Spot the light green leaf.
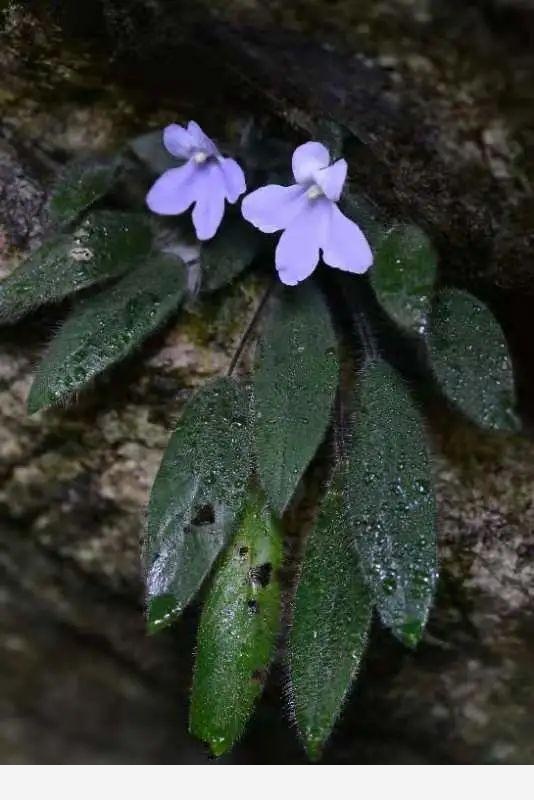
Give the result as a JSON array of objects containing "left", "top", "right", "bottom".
[
  {"left": 370, "top": 224, "right": 437, "bottom": 334},
  {"left": 0, "top": 211, "right": 152, "bottom": 324},
  {"left": 290, "top": 478, "right": 372, "bottom": 761},
  {"left": 428, "top": 288, "right": 517, "bottom": 431},
  {"left": 345, "top": 360, "right": 437, "bottom": 646},
  {"left": 254, "top": 282, "right": 338, "bottom": 515},
  {"left": 48, "top": 158, "right": 120, "bottom": 227},
  {"left": 200, "top": 216, "right": 261, "bottom": 293},
  {"left": 190, "top": 489, "right": 282, "bottom": 757},
  {"left": 27, "top": 254, "right": 186, "bottom": 412},
  {"left": 145, "top": 378, "right": 251, "bottom": 632}
]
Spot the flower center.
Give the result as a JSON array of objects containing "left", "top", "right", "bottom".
[
  {"left": 193, "top": 150, "right": 209, "bottom": 164},
  {"left": 307, "top": 184, "right": 323, "bottom": 200}
]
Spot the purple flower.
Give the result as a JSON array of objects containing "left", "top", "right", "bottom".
[
  {"left": 146, "top": 121, "right": 246, "bottom": 241},
  {"left": 241, "top": 142, "right": 372, "bottom": 285}
]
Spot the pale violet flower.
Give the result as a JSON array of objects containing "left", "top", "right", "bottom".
[
  {"left": 241, "top": 142, "right": 372, "bottom": 285},
  {"left": 146, "top": 121, "right": 246, "bottom": 241}
]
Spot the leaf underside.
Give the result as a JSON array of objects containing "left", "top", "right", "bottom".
[
  {"left": 145, "top": 378, "right": 251, "bottom": 632},
  {"left": 28, "top": 254, "right": 187, "bottom": 412},
  {"left": 0, "top": 210, "right": 152, "bottom": 325},
  {"left": 190, "top": 490, "right": 282, "bottom": 756},
  {"left": 428, "top": 288, "right": 517, "bottom": 431},
  {"left": 254, "top": 281, "right": 339, "bottom": 516},
  {"left": 344, "top": 359, "right": 437, "bottom": 646},
  {"left": 290, "top": 477, "right": 372, "bottom": 761}
]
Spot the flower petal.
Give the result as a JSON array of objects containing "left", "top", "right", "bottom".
[
  {"left": 187, "top": 121, "right": 219, "bottom": 156},
  {"left": 192, "top": 161, "right": 226, "bottom": 240},
  {"left": 163, "top": 124, "right": 196, "bottom": 159},
  {"left": 275, "top": 197, "right": 330, "bottom": 285},
  {"left": 314, "top": 158, "right": 347, "bottom": 202},
  {"left": 146, "top": 160, "right": 199, "bottom": 215},
  {"left": 321, "top": 204, "right": 373, "bottom": 274},
  {"left": 241, "top": 184, "right": 308, "bottom": 234},
  {"left": 292, "top": 142, "right": 330, "bottom": 184},
  {"left": 218, "top": 157, "right": 246, "bottom": 203}
]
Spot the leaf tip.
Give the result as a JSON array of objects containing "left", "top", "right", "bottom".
[
  {"left": 146, "top": 593, "right": 182, "bottom": 634},
  {"left": 394, "top": 618, "right": 425, "bottom": 649},
  {"left": 302, "top": 729, "right": 325, "bottom": 762}
]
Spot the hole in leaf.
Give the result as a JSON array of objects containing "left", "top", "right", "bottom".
[
  {"left": 238, "top": 546, "right": 249, "bottom": 558},
  {"left": 247, "top": 599, "right": 259, "bottom": 614},
  {"left": 249, "top": 562, "right": 272, "bottom": 589},
  {"left": 191, "top": 504, "right": 215, "bottom": 526}
]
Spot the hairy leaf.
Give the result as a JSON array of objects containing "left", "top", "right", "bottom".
[
  {"left": 48, "top": 158, "right": 120, "bottom": 227},
  {"left": 254, "top": 282, "right": 338, "bottom": 515},
  {"left": 345, "top": 360, "right": 437, "bottom": 646},
  {"left": 201, "top": 216, "right": 261, "bottom": 293},
  {"left": 0, "top": 211, "right": 152, "bottom": 324},
  {"left": 145, "top": 378, "right": 251, "bottom": 632},
  {"left": 290, "top": 479, "right": 372, "bottom": 761},
  {"left": 370, "top": 224, "right": 437, "bottom": 334},
  {"left": 28, "top": 254, "right": 186, "bottom": 412},
  {"left": 428, "top": 288, "right": 517, "bottom": 431},
  {"left": 190, "top": 490, "right": 282, "bottom": 756}
]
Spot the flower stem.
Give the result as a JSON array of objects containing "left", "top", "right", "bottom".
[{"left": 227, "top": 279, "right": 275, "bottom": 376}]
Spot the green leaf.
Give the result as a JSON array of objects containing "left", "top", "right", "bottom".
[
  {"left": 370, "top": 224, "right": 437, "bottom": 335},
  {"left": 190, "top": 489, "right": 282, "bottom": 757},
  {"left": 0, "top": 211, "right": 152, "bottom": 324},
  {"left": 345, "top": 360, "right": 437, "bottom": 646},
  {"left": 145, "top": 378, "right": 251, "bottom": 631},
  {"left": 200, "top": 216, "right": 261, "bottom": 293},
  {"left": 428, "top": 288, "right": 517, "bottom": 431},
  {"left": 341, "top": 191, "right": 385, "bottom": 251},
  {"left": 27, "top": 254, "right": 186, "bottom": 412},
  {"left": 254, "top": 282, "right": 338, "bottom": 515},
  {"left": 290, "top": 478, "right": 372, "bottom": 761},
  {"left": 129, "top": 130, "right": 177, "bottom": 175},
  {"left": 48, "top": 158, "right": 120, "bottom": 227}
]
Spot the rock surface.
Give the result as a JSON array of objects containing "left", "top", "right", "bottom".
[{"left": 1, "top": 0, "right": 534, "bottom": 764}]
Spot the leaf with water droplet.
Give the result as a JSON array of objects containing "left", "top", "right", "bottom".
[
  {"left": 428, "top": 288, "right": 517, "bottom": 431},
  {"left": 200, "top": 214, "right": 261, "bottom": 293},
  {"left": 0, "top": 211, "right": 152, "bottom": 325},
  {"left": 28, "top": 254, "right": 186, "bottom": 412},
  {"left": 254, "top": 282, "right": 338, "bottom": 515},
  {"left": 48, "top": 157, "right": 121, "bottom": 227},
  {"left": 145, "top": 378, "right": 251, "bottom": 632},
  {"left": 370, "top": 224, "right": 437, "bottom": 335},
  {"left": 190, "top": 489, "right": 282, "bottom": 757},
  {"left": 290, "top": 476, "right": 372, "bottom": 761},
  {"left": 344, "top": 360, "right": 438, "bottom": 646}
]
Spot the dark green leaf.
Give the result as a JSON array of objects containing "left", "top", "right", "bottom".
[
  {"left": 0, "top": 211, "right": 152, "bottom": 324},
  {"left": 290, "top": 478, "right": 372, "bottom": 761},
  {"left": 190, "top": 489, "right": 282, "bottom": 756},
  {"left": 48, "top": 158, "right": 120, "bottom": 227},
  {"left": 27, "top": 254, "right": 186, "bottom": 412},
  {"left": 145, "top": 378, "right": 251, "bottom": 631},
  {"left": 254, "top": 283, "right": 338, "bottom": 515},
  {"left": 129, "top": 130, "right": 177, "bottom": 175},
  {"left": 370, "top": 224, "right": 437, "bottom": 335},
  {"left": 345, "top": 360, "right": 437, "bottom": 646},
  {"left": 428, "top": 288, "right": 517, "bottom": 431},
  {"left": 200, "top": 216, "right": 261, "bottom": 293}
]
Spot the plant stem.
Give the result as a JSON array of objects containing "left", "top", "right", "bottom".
[{"left": 227, "top": 279, "right": 275, "bottom": 376}]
